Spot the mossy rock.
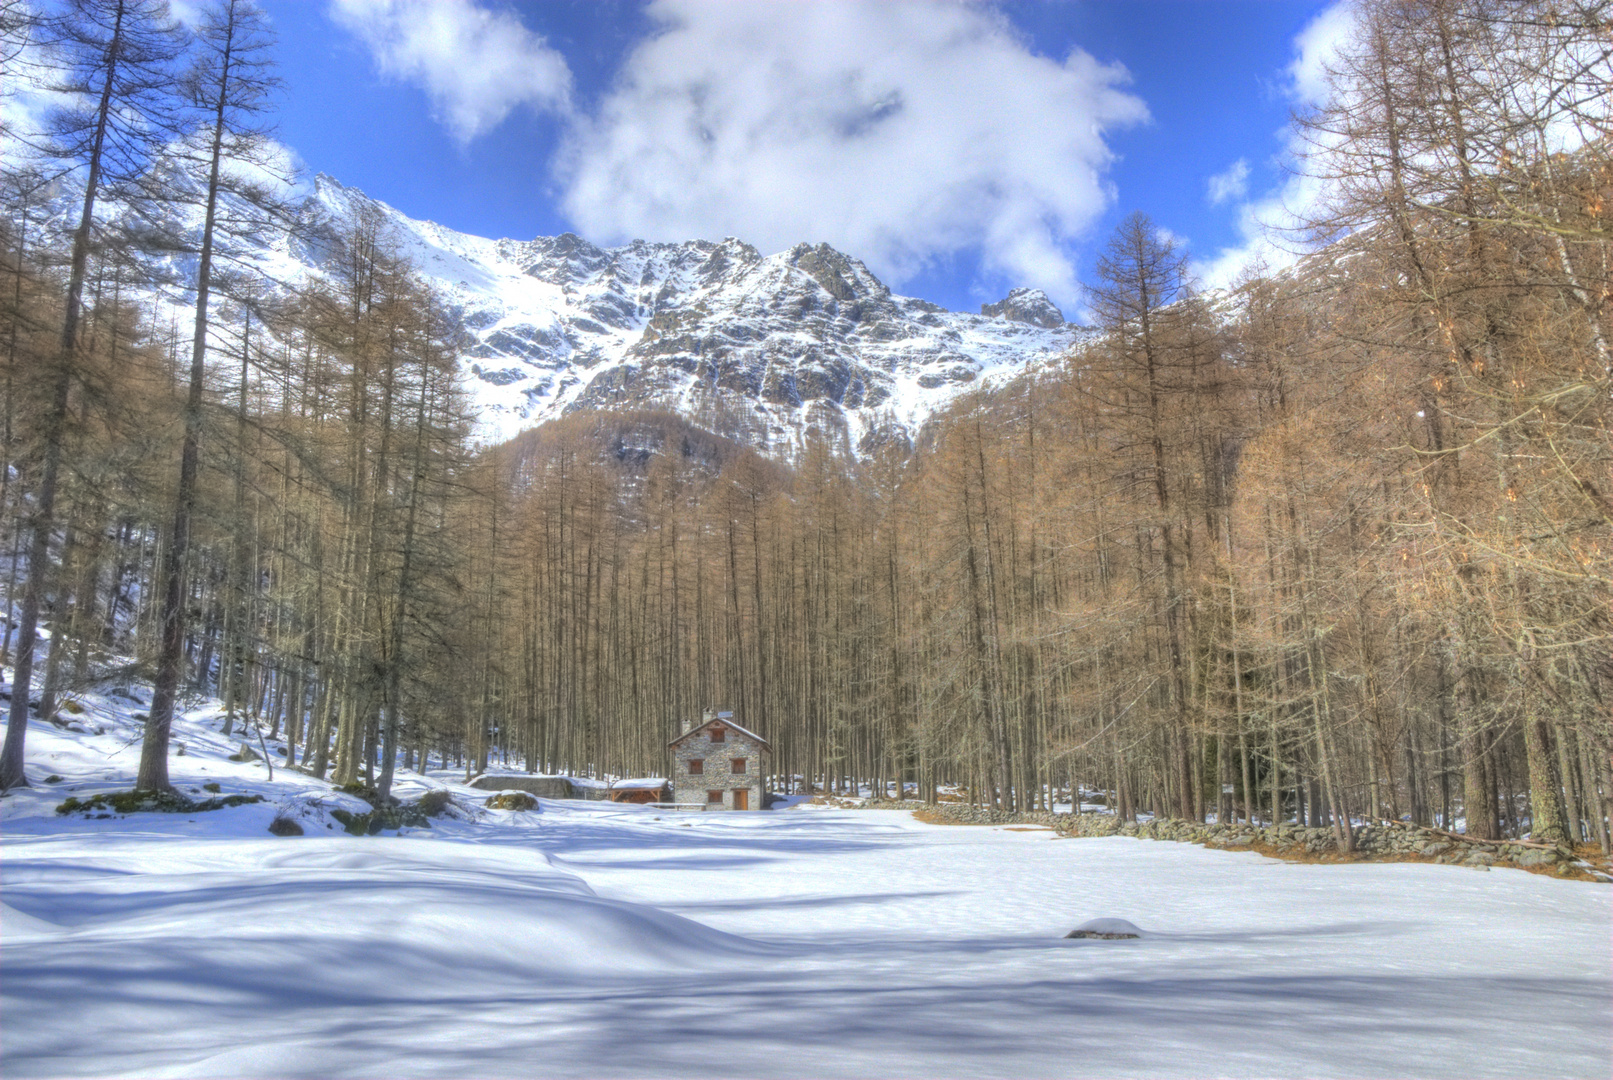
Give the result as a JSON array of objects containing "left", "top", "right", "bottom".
[
  {"left": 339, "top": 782, "right": 386, "bottom": 806},
  {"left": 44, "top": 775, "right": 62, "bottom": 784},
  {"left": 329, "top": 808, "right": 363, "bottom": 834},
  {"left": 267, "top": 816, "right": 305, "bottom": 837},
  {"left": 56, "top": 790, "right": 264, "bottom": 816},
  {"left": 329, "top": 804, "right": 431, "bottom": 835},
  {"left": 202, "top": 782, "right": 221, "bottom": 793},
  {"left": 485, "top": 792, "right": 538, "bottom": 812}
]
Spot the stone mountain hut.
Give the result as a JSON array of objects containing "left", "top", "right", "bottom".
[{"left": 669, "top": 709, "right": 771, "bottom": 810}]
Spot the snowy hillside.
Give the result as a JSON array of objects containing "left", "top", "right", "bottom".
[
  {"left": 3, "top": 684, "right": 1610, "bottom": 1078},
  {"left": 292, "top": 177, "right": 1085, "bottom": 453}
]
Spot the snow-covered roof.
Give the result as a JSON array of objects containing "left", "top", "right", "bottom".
[
  {"left": 609, "top": 778, "right": 669, "bottom": 790},
  {"left": 668, "top": 716, "right": 771, "bottom": 750}
]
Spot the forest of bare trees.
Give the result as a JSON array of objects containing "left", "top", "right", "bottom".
[{"left": 2, "top": 0, "right": 1608, "bottom": 851}]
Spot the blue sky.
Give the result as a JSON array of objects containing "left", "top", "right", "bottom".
[{"left": 262, "top": 0, "right": 1339, "bottom": 314}]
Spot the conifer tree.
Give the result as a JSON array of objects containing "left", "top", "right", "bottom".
[
  {"left": 2, "top": 0, "right": 183, "bottom": 790},
  {"left": 140, "top": 0, "right": 281, "bottom": 790}
]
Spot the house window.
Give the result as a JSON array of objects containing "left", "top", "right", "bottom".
[
  {"left": 688, "top": 759, "right": 703, "bottom": 775},
  {"left": 707, "top": 790, "right": 724, "bottom": 804},
  {"left": 709, "top": 726, "right": 725, "bottom": 742},
  {"left": 732, "top": 757, "right": 746, "bottom": 773}
]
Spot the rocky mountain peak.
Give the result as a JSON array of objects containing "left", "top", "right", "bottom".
[
  {"left": 513, "top": 232, "right": 613, "bottom": 286},
  {"left": 981, "top": 287, "right": 1064, "bottom": 329},
  {"left": 694, "top": 237, "right": 762, "bottom": 285},
  {"left": 788, "top": 243, "right": 891, "bottom": 304},
  {"left": 121, "top": 174, "right": 1081, "bottom": 460}
]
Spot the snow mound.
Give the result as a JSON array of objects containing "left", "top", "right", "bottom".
[
  {"left": 400, "top": 890, "right": 777, "bottom": 976},
  {"left": 1064, "top": 917, "right": 1143, "bottom": 939},
  {"left": 269, "top": 789, "right": 382, "bottom": 833},
  {"left": 0, "top": 902, "right": 64, "bottom": 940}
]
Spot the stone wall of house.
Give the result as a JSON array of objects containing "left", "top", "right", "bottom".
[{"left": 671, "top": 730, "right": 767, "bottom": 809}]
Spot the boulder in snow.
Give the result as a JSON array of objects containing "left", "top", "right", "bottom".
[
  {"left": 1065, "top": 917, "right": 1143, "bottom": 940},
  {"left": 485, "top": 792, "right": 539, "bottom": 812}
]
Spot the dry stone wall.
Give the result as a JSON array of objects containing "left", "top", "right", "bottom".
[
  {"left": 469, "top": 775, "right": 608, "bottom": 800},
  {"left": 902, "top": 801, "right": 1585, "bottom": 873}
]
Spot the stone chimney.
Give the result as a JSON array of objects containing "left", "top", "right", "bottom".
[{"left": 680, "top": 709, "right": 719, "bottom": 735}]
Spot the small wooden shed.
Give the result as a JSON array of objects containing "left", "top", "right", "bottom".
[
  {"left": 668, "top": 709, "right": 771, "bottom": 810},
  {"left": 608, "top": 778, "right": 672, "bottom": 804}
]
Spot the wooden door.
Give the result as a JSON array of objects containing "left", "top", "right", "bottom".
[{"left": 733, "top": 788, "right": 748, "bottom": 810}]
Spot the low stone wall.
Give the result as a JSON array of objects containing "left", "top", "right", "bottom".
[
  {"left": 897, "top": 802, "right": 1064, "bottom": 828},
  {"left": 906, "top": 800, "right": 1576, "bottom": 871},
  {"left": 468, "top": 775, "right": 609, "bottom": 800}
]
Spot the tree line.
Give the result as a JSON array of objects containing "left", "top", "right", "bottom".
[
  {"left": 1, "top": 0, "right": 477, "bottom": 800},
  {"left": 1, "top": 0, "right": 1608, "bottom": 850}
]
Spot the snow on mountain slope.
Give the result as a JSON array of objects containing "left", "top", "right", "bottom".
[{"left": 304, "top": 176, "right": 1085, "bottom": 454}]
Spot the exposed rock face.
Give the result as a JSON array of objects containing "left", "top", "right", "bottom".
[{"left": 980, "top": 287, "right": 1065, "bottom": 329}]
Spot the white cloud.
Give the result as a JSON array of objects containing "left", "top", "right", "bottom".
[
  {"left": 554, "top": 0, "right": 1146, "bottom": 309},
  {"left": 329, "top": 0, "right": 572, "bottom": 143},
  {"left": 166, "top": 0, "right": 209, "bottom": 28},
  {"left": 1205, "top": 158, "right": 1248, "bottom": 206},
  {"left": 1288, "top": 0, "right": 1358, "bottom": 108},
  {"left": 217, "top": 136, "right": 311, "bottom": 202},
  {"left": 0, "top": 6, "right": 63, "bottom": 165},
  {"left": 1194, "top": 1, "right": 1356, "bottom": 289}
]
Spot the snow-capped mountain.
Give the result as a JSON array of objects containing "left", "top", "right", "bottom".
[
  {"left": 304, "top": 177, "right": 1082, "bottom": 455},
  {"left": 35, "top": 166, "right": 1080, "bottom": 457}
]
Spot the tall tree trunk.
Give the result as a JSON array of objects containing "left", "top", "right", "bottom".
[
  {"left": 1, "top": 3, "right": 128, "bottom": 789},
  {"left": 140, "top": 22, "right": 238, "bottom": 791}
]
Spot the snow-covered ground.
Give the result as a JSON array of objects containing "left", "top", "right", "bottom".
[{"left": 2, "top": 693, "right": 1608, "bottom": 1078}]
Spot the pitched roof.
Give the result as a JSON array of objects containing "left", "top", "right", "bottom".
[
  {"left": 667, "top": 716, "right": 772, "bottom": 751},
  {"left": 608, "top": 777, "right": 669, "bottom": 790}
]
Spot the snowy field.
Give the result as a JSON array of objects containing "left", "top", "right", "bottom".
[{"left": 2, "top": 699, "right": 1609, "bottom": 1078}]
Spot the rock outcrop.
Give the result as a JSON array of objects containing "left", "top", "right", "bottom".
[{"left": 980, "top": 287, "right": 1065, "bottom": 329}]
